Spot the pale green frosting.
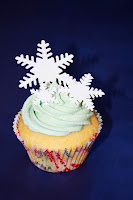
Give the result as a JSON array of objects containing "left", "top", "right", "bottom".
[{"left": 22, "top": 92, "right": 93, "bottom": 136}]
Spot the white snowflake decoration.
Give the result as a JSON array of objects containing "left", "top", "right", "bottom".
[
  {"left": 15, "top": 39, "right": 105, "bottom": 111},
  {"left": 68, "top": 73, "right": 105, "bottom": 110},
  {"left": 15, "top": 40, "right": 74, "bottom": 89},
  {"left": 30, "top": 83, "right": 58, "bottom": 105}
]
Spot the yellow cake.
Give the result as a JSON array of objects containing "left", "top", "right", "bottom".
[{"left": 18, "top": 113, "right": 99, "bottom": 151}]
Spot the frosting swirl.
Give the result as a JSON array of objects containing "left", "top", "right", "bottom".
[{"left": 22, "top": 92, "right": 93, "bottom": 136}]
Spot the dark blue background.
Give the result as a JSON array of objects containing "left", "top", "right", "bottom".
[{"left": 1, "top": 0, "right": 133, "bottom": 199}]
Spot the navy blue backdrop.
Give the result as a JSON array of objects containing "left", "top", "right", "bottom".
[{"left": 1, "top": 0, "right": 133, "bottom": 199}]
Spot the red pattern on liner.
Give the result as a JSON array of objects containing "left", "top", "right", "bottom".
[
  {"left": 56, "top": 152, "right": 65, "bottom": 165},
  {"left": 71, "top": 163, "right": 80, "bottom": 168},
  {"left": 45, "top": 150, "right": 59, "bottom": 169},
  {"left": 92, "top": 132, "right": 98, "bottom": 140}
]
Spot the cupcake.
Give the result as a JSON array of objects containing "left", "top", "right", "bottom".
[{"left": 13, "top": 40, "right": 104, "bottom": 172}]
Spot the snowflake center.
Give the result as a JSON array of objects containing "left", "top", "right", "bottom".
[{"left": 30, "top": 58, "right": 62, "bottom": 83}]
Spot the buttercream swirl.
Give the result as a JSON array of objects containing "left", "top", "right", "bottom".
[{"left": 22, "top": 92, "right": 93, "bottom": 136}]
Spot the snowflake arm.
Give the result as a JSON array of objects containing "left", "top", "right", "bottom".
[
  {"left": 57, "top": 72, "right": 76, "bottom": 88},
  {"left": 88, "top": 87, "right": 105, "bottom": 99},
  {"left": 80, "top": 73, "right": 94, "bottom": 86},
  {"left": 15, "top": 54, "right": 36, "bottom": 69},
  {"left": 37, "top": 40, "right": 53, "bottom": 60},
  {"left": 30, "top": 88, "right": 39, "bottom": 95},
  {"left": 82, "top": 99, "right": 94, "bottom": 111},
  {"left": 19, "top": 73, "right": 37, "bottom": 89},
  {"left": 70, "top": 94, "right": 94, "bottom": 111},
  {"left": 55, "top": 53, "right": 74, "bottom": 70}
]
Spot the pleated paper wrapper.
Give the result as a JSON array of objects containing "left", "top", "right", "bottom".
[{"left": 13, "top": 110, "right": 103, "bottom": 173}]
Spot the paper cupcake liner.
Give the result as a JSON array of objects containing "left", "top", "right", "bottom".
[{"left": 13, "top": 110, "right": 103, "bottom": 173}]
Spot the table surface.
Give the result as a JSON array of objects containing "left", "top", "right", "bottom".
[{"left": 1, "top": 1, "right": 133, "bottom": 200}]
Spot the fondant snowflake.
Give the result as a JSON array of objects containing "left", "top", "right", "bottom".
[
  {"left": 15, "top": 39, "right": 105, "bottom": 111},
  {"left": 30, "top": 83, "right": 58, "bottom": 105},
  {"left": 15, "top": 40, "right": 74, "bottom": 89},
  {"left": 68, "top": 73, "right": 105, "bottom": 110}
]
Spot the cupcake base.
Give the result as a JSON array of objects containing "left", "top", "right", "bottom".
[
  {"left": 13, "top": 111, "right": 103, "bottom": 173},
  {"left": 26, "top": 142, "right": 93, "bottom": 172}
]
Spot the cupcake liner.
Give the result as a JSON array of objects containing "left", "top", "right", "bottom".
[{"left": 13, "top": 110, "right": 103, "bottom": 173}]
